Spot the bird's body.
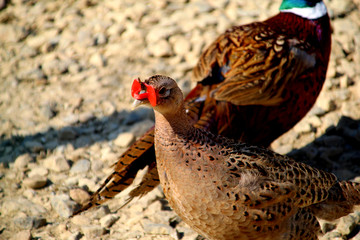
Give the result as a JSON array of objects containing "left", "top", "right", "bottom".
[
  {"left": 132, "top": 75, "right": 360, "bottom": 240},
  {"left": 75, "top": 0, "right": 332, "bottom": 215}
]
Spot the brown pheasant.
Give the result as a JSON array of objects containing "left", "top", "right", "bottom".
[
  {"left": 132, "top": 75, "right": 360, "bottom": 240},
  {"left": 74, "top": 0, "right": 332, "bottom": 214}
]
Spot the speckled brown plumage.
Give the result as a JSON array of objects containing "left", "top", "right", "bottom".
[
  {"left": 132, "top": 75, "right": 360, "bottom": 240},
  {"left": 75, "top": 0, "right": 332, "bottom": 215}
]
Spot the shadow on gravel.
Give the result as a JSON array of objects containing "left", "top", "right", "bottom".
[
  {"left": 288, "top": 116, "right": 360, "bottom": 180},
  {"left": 1, "top": 114, "right": 359, "bottom": 180},
  {"left": 0, "top": 107, "right": 154, "bottom": 164}
]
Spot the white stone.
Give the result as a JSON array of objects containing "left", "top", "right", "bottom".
[
  {"left": 43, "top": 155, "right": 70, "bottom": 172},
  {"left": 147, "top": 39, "right": 173, "bottom": 57},
  {"left": 114, "top": 132, "right": 136, "bottom": 148}
]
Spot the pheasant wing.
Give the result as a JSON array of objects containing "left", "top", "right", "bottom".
[{"left": 193, "top": 23, "right": 316, "bottom": 106}]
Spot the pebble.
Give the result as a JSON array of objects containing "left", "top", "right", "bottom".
[
  {"left": 78, "top": 178, "right": 98, "bottom": 192},
  {"left": 0, "top": 24, "right": 28, "bottom": 43},
  {"left": 69, "top": 188, "right": 91, "bottom": 204},
  {"left": 293, "top": 120, "right": 313, "bottom": 134},
  {"left": 9, "top": 230, "right": 32, "bottom": 240},
  {"left": 71, "top": 214, "right": 91, "bottom": 226},
  {"left": 14, "top": 153, "right": 33, "bottom": 169},
  {"left": 146, "top": 25, "right": 180, "bottom": 43},
  {"left": 114, "top": 132, "right": 136, "bottom": 148},
  {"left": 28, "top": 166, "right": 49, "bottom": 177},
  {"left": 51, "top": 194, "right": 78, "bottom": 218},
  {"left": 58, "top": 127, "right": 78, "bottom": 141},
  {"left": 81, "top": 225, "right": 106, "bottom": 238},
  {"left": 23, "top": 140, "right": 44, "bottom": 153},
  {"left": 100, "top": 214, "right": 119, "bottom": 228},
  {"left": 23, "top": 189, "right": 36, "bottom": 199},
  {"left": 170, "top": 35, "right": 192, "bottom": 56},
  {"left": 70, "top": 159, "right": 91, "bottom": 173},
  {"left": 23, "top": 174, "right": 48, "bottom": 189},
  {"left": 316, "top": 95, "right": 337, "bottom": 113},
  {"left": 42, "top": 58, "right": 68, "bottom": 76},
  {"left": 43, "top": 155, "right": 70, "bottom": 172},
  {"left": 142, "top": 219, "right": 173, "bottom": 235},
  {"left": 336, "top": 213, "right": 360, "bottom": 235},
  {"left": 13, "top": 216, "right": 47, "bottom": 229},
  {"left": 90, "top": 205, "right": 111, "bottom": 219},
  {"left": 89, "top": 53, "right": 107, "bottom": 67},
  {"left": 148, "top": 39, "right": 173, "bottom": 57},
  {"left": 1, "top": 197, "right": 47, "bottom": 216}
]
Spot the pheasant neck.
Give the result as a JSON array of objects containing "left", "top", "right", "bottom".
[
  {"left": 153, "top": 105, "right": 195, "bottom": 139},
  {"left": 266, "top": 12, "right": 331, "bottom": 63}
]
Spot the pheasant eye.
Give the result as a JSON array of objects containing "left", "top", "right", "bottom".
[{"left": 158, "top": 87, "right": 169, "bottom": 97}]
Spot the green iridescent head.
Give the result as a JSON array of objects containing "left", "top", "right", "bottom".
[{"left": 280, "top": 0, "right": 322, "bottom": 10}]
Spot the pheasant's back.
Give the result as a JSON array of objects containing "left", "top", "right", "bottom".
[{"left": 192, "top": 13, "right": 331, "bottom": 146}]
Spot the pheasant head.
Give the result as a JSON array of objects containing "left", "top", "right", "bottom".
[{"left": 131, "top": 75, "right": 184, "bottom": 115}]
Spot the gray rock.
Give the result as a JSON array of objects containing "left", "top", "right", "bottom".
[
  {"left": 23, "top": 175, "right": 48, "bottom": 189},
  {"left": 24, "top": 140, "right": 44, "bottom": 153},
  {"left": 51, "top": 194, "right": 78, "bottom": 218},
  {"left": 81, "top": 225, "right": 106, "bottom": 238},
  {"left": 58, "top": 127, "right": 78, "bottom": 140},
  {"left": 74, "top": 135, "right": 93, "bottom": 148},
  {"left": 100, "top": 214, "right": 119, "bottom": 228},
  {"left": 43, "top": 155, "right": 70, "bottom": 172},
  {"left": 90, "top": 205, "right": 111, "bottom": 219},
  {"left": 14, "top": 216, "right": 47, "bottom": 229},
  {"left": 70, "top": 159, "right": 91, "bottom": 173}
]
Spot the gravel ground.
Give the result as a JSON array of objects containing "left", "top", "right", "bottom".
[{"left": 0, "top": 0, "right": 359, "bottom": 239}]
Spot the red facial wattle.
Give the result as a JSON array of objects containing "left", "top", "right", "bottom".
[{"left": 131, "top": 79, "right": 157, "bottom": 107}]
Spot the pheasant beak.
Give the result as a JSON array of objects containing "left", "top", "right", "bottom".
[{"left": 131, "top": 79, "right": 157, "bottom": 108}]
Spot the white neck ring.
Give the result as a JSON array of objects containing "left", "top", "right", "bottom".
[{"left": 281, "top": 1, "right": 327, "bottom": 19}]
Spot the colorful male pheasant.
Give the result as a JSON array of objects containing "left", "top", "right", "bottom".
[
  {"left": 74, "top": 0, "right": 332, "bottom": 214},
  {"left": 131, "top": 75, "right": 360, "bottom": 240}
]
